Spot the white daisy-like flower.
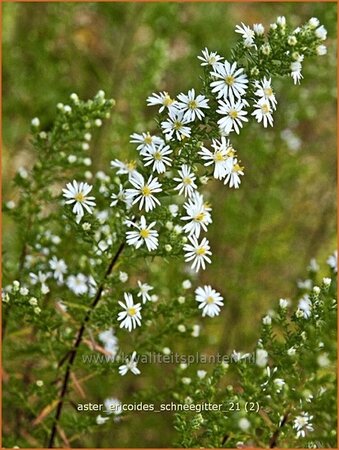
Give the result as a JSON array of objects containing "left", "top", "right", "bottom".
[
  {"left": 146, "top": 91, "right": 178, "bottom": 113},
  {"left": 49, "top": 256, "right": 67, "bottom": 283},
  {"left": 195, "top": 285, "right": 224, "bottom": 317},
  {"left": 290, "top": 60, "right": 303, "bottom": 84},
  {"left": 130, "top": 132, "right": 164, "bottom": 155},
  {"left": 252, "top": 98, "right": 274, "bottom": 128},
  {"left": 223, "top": 157, "right": 244, "bottom": 189},
  {"left": 126, "top": 215, "right": 159, "bottom": 251},
  {"left": 198, "top": 48, "right": 224, "bottom": 69},
  {"left": 161, "top": 109, "right": 191, "bottom": 141},
  {"left": 210, "top": 61, "right": 248, "bottom": 102},
  {"left": 104, "top": 397, "right": 122, "bottom": 416},
  {"left": 98, "top": 328, "right": 119, "bottom": 358},
  {"left": 217, "top": 99, "right": 248, "bottom": 134},
  {"left": 199, "top": 136, "right": 233, "bottom": 180},
  {"left": 183, "top": 236, "right": 212, "bottom": 272},
  {"left": 110, "top": 184, "right": 132, "bottom": 209},
  {"left": 126, "top": 173, "right": 162, "bottom": 212},
  {"left": 118, "top": 351, "right": 141, "bottom": 376},
  {"left": 326, "top": 250, "right": 337, "bottom": 273},
  {"left": 253, "top": 23, "right": 265, "bottom": 35},
  {"left": 66, "top": 273, "right": 88, "bottom": 295},
  {"left": 235, "top": 23, "right": 256, "bottom": 48},
  {"left": 110, "top": 159, "right": 138, "bottom": 180},
  {"left": 117, "top": 293, "right": 142, "bottom": 332},
  {"left": 29, "top": 271, "right": 50, "bottom": 293},
  {"left": 173, "top": 164, "right": 197, "bottom": 198},
  {"left": 293, "top": 412, "right": 314, "bottom": 438},
  {"left": 62, "top": 180, "right": 96, "bottom": 219},
  {"left": 176, "top": 88, "right": 209, "bottom": 122},
  {"left": 315, "top": 25, "right": 327, "bottom": 41},
  {"left": 137, "top": 280, "right": 153, "bottom": 303},
  {"left": 142, "top": 142, "right": 172, "bottom": 174},
  {"left": 298, "top": 294, "right": 312, "bottom": 318},
  {"left": 253, "top": 77, "right": 277, "bottom": 110},
  {"left": 181, "top": 192, "right": 212, "bottom": 238}
]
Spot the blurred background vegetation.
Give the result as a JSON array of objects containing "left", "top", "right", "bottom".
[{"left": 2, "top": 2, "right": 336, "bottom": 447}]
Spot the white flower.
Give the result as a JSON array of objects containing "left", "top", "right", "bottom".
[
  {"left": 235, "top": 23, "right": 255, "bottom": 48},
  {"left": 119, "top": 271, "right": 128, "bottom": 283},
  {"left": 182, "top": 279, "right": 192, "bottom": 290},
  {"left": 161, "top": 109, "right": 191, "bottom": 141},
  {"left": 262, "top": 315, "right": 272, "bottom": 325},
  {"left": 316, "top": 45, "right": 327, "bottom": 56},
  {"left": 308, "top": 17, "right": 320, "bottom": 28},
  {"left": 253, "top": 77, "right": 277, "bottom": 110},
  {"left": 126, "top": 215, "right": 159, "bottom": 252},
  {"left": 315, "top": 25, "right": 327, "bottom": 41},
  {"left": 210, "top": 61, "right": 248, "bottom": 102},
  {"left": 290, "top": 61, "right": 303, "bottom": 84},
  {"left": 195, "top": 285, "right": 224, "bottom": 317},
  {"left": 66, "top": 273, "right": 88, "bottom": 295},
  {"left": 110, "top": 184, "right": 132, "bottom": 209},
  {"left": 181, "top": 192, "right": 212, "bottom": 238},
  {"left": 323, "top": 277, "right": 331, "bottom": 287},
  {"left": 317, "top": 353, "right": 330, "bottom": 367},
  {"left": 96, "top": 415, "right": 109, "bottom": 425},
  {"left": 176, "top": 88, "right": 209, "bottom": 122},
  {"left": 279, "top": 298, "right": 290, "bottom": 308},
  {"left": 130, "top": 132, "right": 164, "bottom": 155},
  {"left": 62, "top": 180, "right": 96, "bottom": 219},
  {"left": 29, "top": 271, "right": 50, "bottom": 293},
  {"left": 126, "top": 173, "right": 162, "bottom": 212},
  {"left": 184, "top": 236, "right": 212, "bottom": 272},
  {"left": 137, "top": 281, "right": 153, "bottom": 303},
  {"left": 49, "top": 257, "right": 67, "bottom": 283},
  {"left": 182, "top": 377, "right": 191, "bottom": 385},
  {"left": 273, "top": 378, "right": 285, "bottom": 392},
  {"left": 287, "top": 346, "right": 296, "bottom": 356},
  {"left": 253, "top": 23, "right": 265, "bottom": 35},
  {"left": 117, "top": 293, "right": 142, "bottom": 332},
  {"left": 197, "top": 370, "right": 207, "bottom": 379},
  {"left": 110, "top": 159, "right": 138, "bottom": 180},
  {"left": 217, "top": 99, "right": 248, "bottom": 134},
  {"left": 169, "top": 204, "right": 179, "bottom": 217},
  {"left": 198, "top": 48, "right": 223, "bottom": 68},
  {"left": 256, "top": 348, "right": 268, "bottom": 367},
  {"left": 308, "top": 258, "right": 319, "bottom": 272},
  {"left": 276, "top": 16, "right": 286, "bottom": 27},
  {"left": 119, "top": 351, "right": 141, "bottom": 376},
  {"left": 104, "top": 398, "right": 122, "bottom": 416},
  {"left": 298, "top": 294, "right": 312, "bottom": 318},
  {"left": 99, "top": 328, "right": 119, "bottom": 358},
  {"left": 238, "top": 418, "right": 251, "bottom": 431},
  {"left": 223, "top": 157, "right": 244, "bottom": 189},
  {"left": 173, "top": 164, "right": 197, "bottom": 198},
  {"left": 199, "top": 137, "right": 233, "bottom": 180},
  {"left": 293, "top": 412, "right": 314, "bottom": 438},
  {"left": 326, "top": 250, "right": 337, "bottom": 273},
  {"left": 142, "top": 142, "right": 172, "bottom": 174},
  {"left": 146, "top": 91, "right": 178, "bottom": 113},
  {"left": 192, "top": 324, "right": 200, "bottom": 337},
  {"left": 252, "top": 99, "right": 274, "bottom": 128}
]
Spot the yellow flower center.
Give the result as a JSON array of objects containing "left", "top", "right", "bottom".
[
  {"left": 195, "top": 212, "right": 205, "bottom": 222},
  {"left": 188, "top": 100, "right": 198, "bottom": 110},
  {"left": 225, "top": 75, "right": 235, "bottom": 86},
  {"left": 206, "top": 296, "right": 214, "bottom": 304},
  {"left": 141, "top": 186, "right": 151, "bottom": 196},
  {"left": 261, "top": 103, "right": 270, "bottom": 114},
  {"left": 196, "top": 247, "right": 206, "bottom": 256},
  {"left": 144, "top": 135, "right": 153, "bottom": 145},
  {"left": 163, "top": 94, "right": 174, "bottom": 107},
  {"left": 74, "top": 193, "right": 85, "bottom": 202},
  {"left": 154, "top": 151, "right": 162, "bottom": 161},
  {"left": 214, "top": 151, "right": 226, "bottom": 162},
  {"left": 229, "top": 110, "right": 238, "bottom": 119},
  {"left": 140, "top": 228, "right": 150, "bottom": 239},
  {"left": 209, "top": 56, "right": 216, "bottom": 64},
  {"left": 227, "top": 146, "right": 235, "bottom": 157},
  {"left": 127, "top": 307, "right": 137, "bottom": 316},
  {"left": 264, "top": 87, "right": 273, "bottom": 96},
  {"left": 233, "top": 163, "right": 244, "bottom": 173},
  {"left": 183, "top": 177, "right": 192, "bottom": 185},
  {"left": 127, "top": 161, "right": 136, "bottom": 171},
  {"left": 173, "top": 120, "right": 183, "bottom": 131}
]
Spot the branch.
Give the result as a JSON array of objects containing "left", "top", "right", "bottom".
[{"left": 47, "top": 242, "right": 125, "bottom": 448}]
